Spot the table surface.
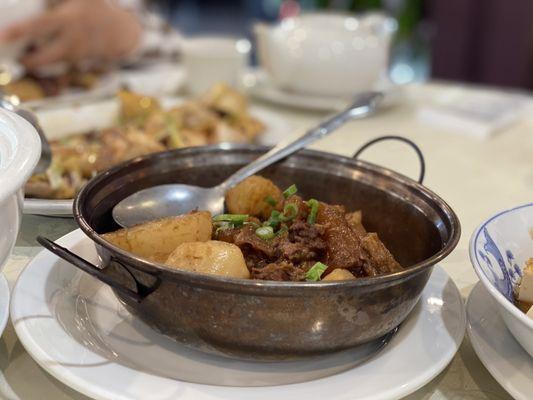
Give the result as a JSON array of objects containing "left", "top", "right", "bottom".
[{"left": 2, "top": 82, "right": 531, "bottom": 400}]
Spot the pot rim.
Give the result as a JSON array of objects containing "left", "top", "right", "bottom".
[{"left": 74, "top": 144, "right": 461, "bottom": 291}]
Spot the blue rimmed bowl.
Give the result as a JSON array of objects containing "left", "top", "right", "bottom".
[{"left": 470, "top": 203, "right": 533, "bottom": 357}]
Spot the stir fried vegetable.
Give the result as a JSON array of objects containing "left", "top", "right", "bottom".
[{"left": 25, "top": 84, "right": 265, "bottom": 199}]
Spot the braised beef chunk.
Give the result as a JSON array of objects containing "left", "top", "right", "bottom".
[
  {"left": 234, "top": 225, "right": 279, "bottom": 259},
  {"left": 214, "top": 226, "right": 241, "bottom": 243},
  {"left": 361, "top": 233, "right": 403, "bottom": 275},
  {"left": 289, "top": 220, "right": 326, "bottom": 244},
  {"left": 346, "top": 210, "right": 367, "bottom": 236},
  {"left": 244, "top": 252, "right": 270, "bottom": 272},
  {"left": 316, "top": 203, "right": 365, "bottom": 270},
  {"left": 279, "top": 221, "right": 327, "bottom": 263},
  {"left": 252, "top": 261, "right": 306, "bottom": 281}
]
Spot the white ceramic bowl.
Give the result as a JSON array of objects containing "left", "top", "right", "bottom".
[
  {"left": 469, "top": 203, "right": 533, "bottom": 358},
  {"left": 254, "top": 12, "right": 396, "bottom": 97},
  {"left": 0, "top": 109, "right": 41, "bottom": 270}
]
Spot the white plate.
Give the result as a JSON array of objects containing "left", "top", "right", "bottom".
[
  {"left": 0, "top": 273, "right": 9, "bottom": 337},
  {"left": 246, "top": 69, "right": 404, "bottom": 112},
  {"left": 467, "top": 282, "right": 533, "bottom": 400},
  {"left": 24, "top": 99, "right": 291, "bottom": 216},
  {"left": 11, "top": 229, "right": 465, "bottom": 400},
  {"left": 119, "top": 62, "right": 185, "bottom": 97}
]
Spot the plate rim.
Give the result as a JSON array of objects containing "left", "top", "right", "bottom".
[
  {"left": 11, "top": 229, "right": 466, "bottom": 400},
  {"left": 466, "top": 282, "right": 532, "bottom": 400},
  {"left": 246, "top": 69, "right": 401, "bottom": 112}
]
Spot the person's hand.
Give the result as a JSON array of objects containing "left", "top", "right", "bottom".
[{"left": 0, "top": 0, "right": 143, "bottom": 70}]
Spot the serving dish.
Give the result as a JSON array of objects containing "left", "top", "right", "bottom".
[
  {"left": 40, "top": 145, "right": 460, "bottom": 360},
  {"left": 254, "top": 13, "right": 396, "bottom": 97},
  {"left": 0, "top": 108, "right": 41, "bottom": 271},
  {"left": 469, "top": 203, "right": 533, "bottom": 357},
  {"left": 12, "top": 231, "right": 466, "bottom": 398},
  {"left": 467, "top": 282, "right": 532, "bottom": 400}
]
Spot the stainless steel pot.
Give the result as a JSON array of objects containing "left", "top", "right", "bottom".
[{"left": 39, "top": 144, "right": 460, "bottom": 360}]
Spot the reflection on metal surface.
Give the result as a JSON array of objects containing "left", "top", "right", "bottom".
[{"left": 427, "top": 297, "right": 444, "bottom": 307}]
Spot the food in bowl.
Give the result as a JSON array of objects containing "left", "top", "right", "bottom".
[
  {"left": 102, "top": 176, "right": 403, "bottom": 282},
  {"left": 25, "top": 84, "right": 265, "bottom": 199},
  {"left": 517, "top": 258, "right": 533, "bottom": 317}
]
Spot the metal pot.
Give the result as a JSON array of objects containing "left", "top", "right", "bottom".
[{"left": 40, "top": 144, "right": 460, "bottom": 361}]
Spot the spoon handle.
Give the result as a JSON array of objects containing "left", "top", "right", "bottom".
[{"left": 218, "top": 91, "right": 383, "bottom": 191}]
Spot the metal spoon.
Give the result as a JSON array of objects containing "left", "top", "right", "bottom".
[
  {"left": 113, "top": 91, "right": 383, "bottom": 228},
  {"left": 0, "top": 93, "right": 52, "bottom": 174}
]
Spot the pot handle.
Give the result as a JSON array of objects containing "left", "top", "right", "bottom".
[
  {"left": 37, "top": 236, "right": 157, "bottom": 303},
  {"left": 352, "top": 135, "right": 425, "bottom": 184}
]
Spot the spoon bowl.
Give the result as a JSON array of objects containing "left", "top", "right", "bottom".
[{"left": 115, "top": 184, "right": 225, "bottom": 227}]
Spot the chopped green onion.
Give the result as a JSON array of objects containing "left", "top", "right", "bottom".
[
  {"left": 306, "top": 199, "right": 319, "bottom": 224},
  {"left": 305, "top": 262, "right": 328, "bottom": 281},
  {"left": 283, "top": 184, "right": 298, "bottom": 199},
  {"left": 213, "top": 214, "right": 248, "bottom": 227},
  {"left": 280, "top": 203, "right": 298, "bottom": 221},
  {"left": 213, "top": 214, "right": 249, "bottom": 222},
  {"left": 264, "top": 210, "right": 281, "bottom": 228},
  {"left": 255, "top": 226, "right": 275, "bottom": 240},
  {"left": 264, "top": 195, "right": 277, "bottom": 207}
]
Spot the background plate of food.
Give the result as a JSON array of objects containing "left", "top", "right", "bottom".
[
  {"left": 1, "top": 66, "right": 121, "bottom": 110},
  {"left": 23, "top": 84, "right": 291, "bottom": 216}
]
